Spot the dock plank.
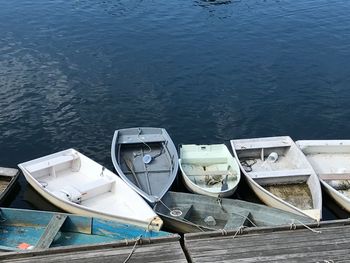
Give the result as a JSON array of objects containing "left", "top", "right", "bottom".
[
  {"left": 184, "top": 221, "right": 350, "bottom": 262},
  {"left": 0, "top": 235, "right": 186, "bottom": 263}
]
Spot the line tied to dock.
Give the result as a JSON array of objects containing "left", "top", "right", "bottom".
[
  {"left": 123, "top": 235, "right": 142, "bottom": 263},
  {"left": 232, "top": 225, "right": 246, "bottom": 239},
  {"left": 290, "top": 219, "right": 322, "bottom": 233}
]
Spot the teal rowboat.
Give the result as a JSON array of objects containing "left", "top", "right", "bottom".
[{"left": 0, "top": 208, "right": 171, "bottom": 251}]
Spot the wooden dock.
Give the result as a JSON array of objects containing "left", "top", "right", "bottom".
[
  {"left": 0, "top": 235, "right": 187, "bottom": 263},
  {"left": 2, "top": 219, "right": 350, "bottom": 262},
  {"left": 184, "top": 219, "right": 350, "bottom": 262}
]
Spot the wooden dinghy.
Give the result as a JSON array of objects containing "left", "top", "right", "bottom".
[
  {"left": 0, "top": 167, "right": 19, "bottom": 204},
  {"left": 179, "top": 144, "right": 240, "bottom": 197},
  {"left": 230, "top": 136, "right": 322, "bottom": 221},
  {"left": 18, "top": 149, "right": 162, "bottom": 230},
  {"left": 0, "top": 207, "right": 171, "bottom": 251},
  {"left": 153, "top": 191, "right": 314, "bottom": 233},
  {"left": 111, "top": 127, "right": 178, "bottom": 204},
  {"left": 297, "top": 140, "right": 350, "bottom": 213}
]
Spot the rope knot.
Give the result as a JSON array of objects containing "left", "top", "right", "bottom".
[
  {"left": 290, "top": 219, "right": 322, "bottom": 233},
  {"left": 220, "top": 229, "right": 228, "bottom": 236},
  {"left": 232, "top": 225, "right": 245, "bottom": 239},
  {"left": 290, "top": 222, "right": 297, "bottom": 230}
]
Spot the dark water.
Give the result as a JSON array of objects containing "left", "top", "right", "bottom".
[{"left": 1, "top": 0, "right": 350, "bottom": 218}]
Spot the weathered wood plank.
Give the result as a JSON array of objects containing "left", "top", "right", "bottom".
[
  {"left": 319, "top": 173, "right": 350, "bottom": 180},
  {"left": 185, "top": 218, "right": 350, "bottom": 240},
  {"left": 191, "top": 248, "right": 350, "bottom": 263},
  {"left": 0, "top": 234, "right": 180, "bottom": 260},
  {"left": 35, "top": 214, "right": 67, "bottom": 249},
  {"left": 185, "top": 222, "right": 350, "bottom": 263},
  {"left": 188, "top": 239, "right": 350, "bottom": 258},
  {"left": 186, "top": 225, "right": 350, "bottom": 245},
  {"left": 248, "top": 169, "right": 312, "bottom": 179},
  {"left": 1, "top": 240, "right": 186, "bottom": 263},
  {"left": 186, "top": 236, "right": 350, "bottom": 255},
  {"left": 233, "top": 138, "right": 291, "bottom": 150},
  {"left": 186, "top": 231, "right": 350, "bottom": 255}
]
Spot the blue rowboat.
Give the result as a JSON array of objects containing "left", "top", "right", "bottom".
[{"left": 0, "top": 208, "right": 172, "bottom": 251}]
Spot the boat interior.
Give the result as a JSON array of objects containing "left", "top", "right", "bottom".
[
  {"left": 20, "top": 152, "right": 147, "bottom": 218},
  {"left": 180, "top": 144, "right": 239, "bottom": 191},
  {"left": 117, "top": 142, "right": 175, "bottom": 197},
  {"left": 155, "top": 193, "right": 259, "bottom": 230},
  {"left": 297, "top": 142, "right": 350, "bottom": 197},
  {"left": 234, "top": 137, "right": 319, "bottom": 211},
  {"left": 181, "top": 163, "right": 238, "bottom": 191},
  {"left": 0, "top": 176, "right": 14, "bottom": 194},
  {"left": 24, "top": 154, "right": 115, "bottom": 203}
]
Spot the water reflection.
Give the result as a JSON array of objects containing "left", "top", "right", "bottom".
[{"left": 1, "top": 0, "right": 350, "bottom": 215}]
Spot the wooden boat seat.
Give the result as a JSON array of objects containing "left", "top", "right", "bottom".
[
  {"left": 76, "top": 178, "right": 114, "bottom": 201},
  {"left": 234, "top": 140, "right": 291, "bottom": 150},
  {"left": 182, "top": 157, "right": 227, "bottom": 165},
  {"left": 56, "top": 178, "right": 114, "bottom": 203},
  {"left": 35, "top": 214, "right": 67, "bottom": 249},
  {"left": 248, "top": 169, "right": 312, "bottom": 179},
  {"left": 117, "top": 134, "right": 165, "bottom": 144},
  {"left": 188, "top": 170, "right": 232, "bottom": 177},
  {"left": 26, "top": 155, "right": 80, "bottom": 174},
  {"left": 224, "top": 211, "right": 251, "bottom": 229},
  {"left": 318, "top": 173, "right": 350, "bottom": 181}
]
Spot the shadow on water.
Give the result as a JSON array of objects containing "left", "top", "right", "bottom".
[{"left": 7, "top": 174, "right": 63, "bottom": 213}]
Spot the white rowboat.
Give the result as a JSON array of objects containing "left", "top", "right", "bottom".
[
  {"left": 230, "top": 136, "right": 322, "bottom": 221},
  {"left": 296, "top": 140, "right": 350, "bottom": 213},
  {"left": 179, "top": 144, "right": 240, "bottom": 197},
  {"left": 18, "top": 149, "right": 162, "bottom": 230}
]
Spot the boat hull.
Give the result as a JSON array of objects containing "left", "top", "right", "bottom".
[
  {"left": 231, "top": 136, "right": 322, "bottom": 221},
  {"left": 154, "top": 191, "right": 314, "bottom": 233},
  {"left": 179, "top": 144, "right": 241, "bottom": 198},
  {"left": 297, "top": 140, "right": 350, "bottom": 213},
  {"left": 19, "top": 149, "right": 162, "bottom": 230},
  {"left": 111, "top": 127, "right": 179, "bottom": 203},
  {"left": 0, "top": 207, "right": 171, "bottom": 251}
]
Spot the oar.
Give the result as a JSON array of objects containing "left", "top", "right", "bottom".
[
  {"left": 221, "top": 174, "right": 228, "bottom": 191},
  {"left": 123, "top": 157, "right": 141, "bottom": 187}
]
